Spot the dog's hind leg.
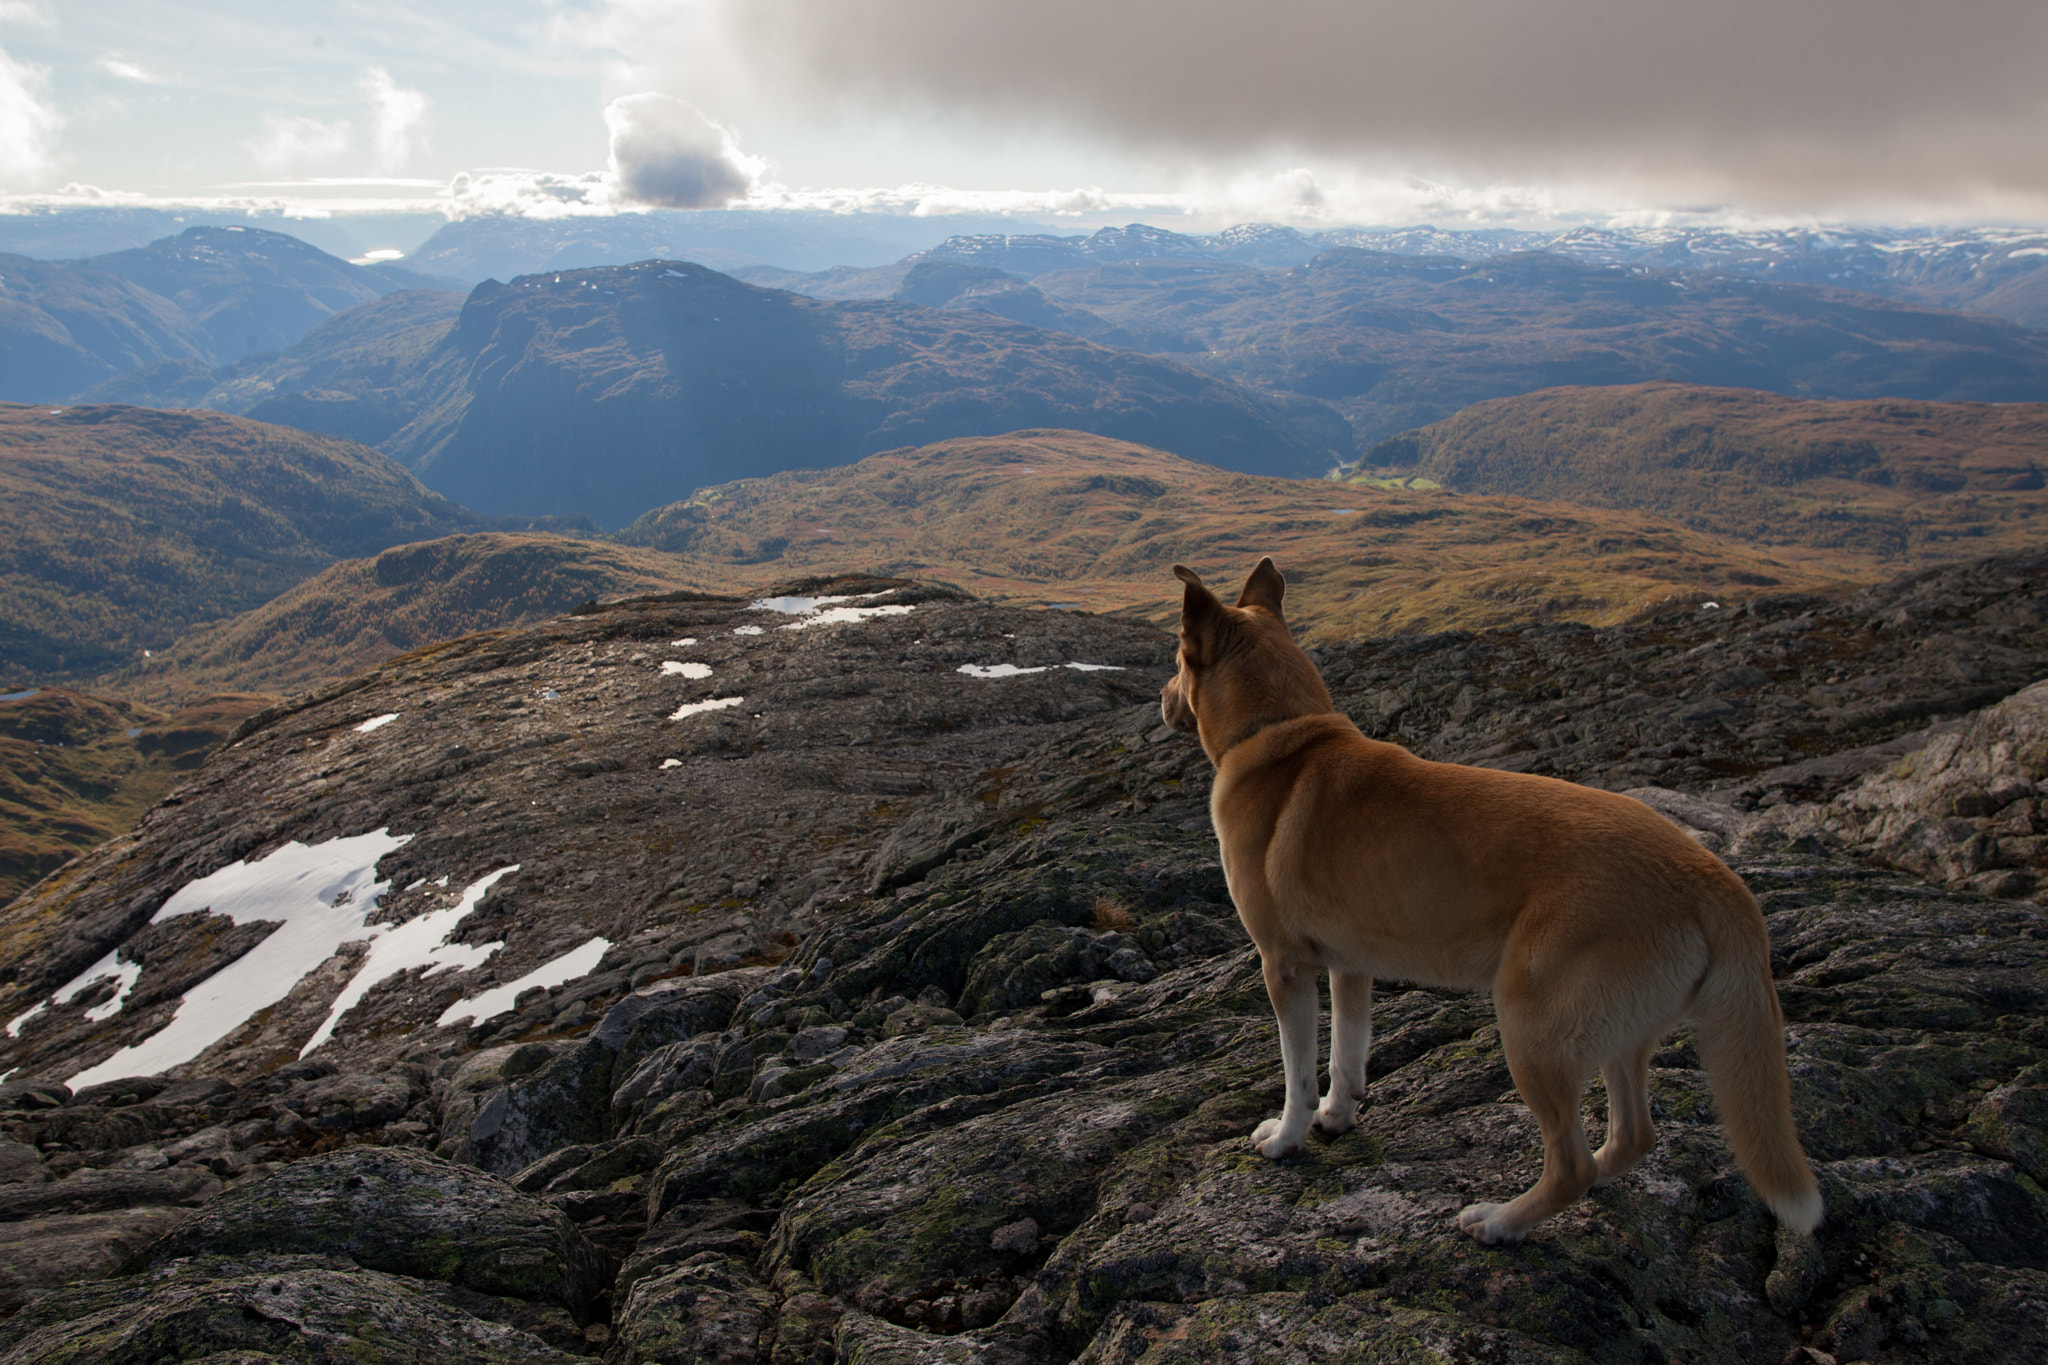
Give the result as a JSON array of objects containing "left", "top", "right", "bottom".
[
  {"left": 1458, "top": 992, "right": 1600, "bottom": 1244},
  {"left": 1593, "top": 1035, "right": 1658, "bottom": 1185},
  {"left": 1315, "top": 969, "right": 1372, "bottom": 1135},
  {"left": 1252, "top": 955, "right": 1320, "bottom": 1157}
]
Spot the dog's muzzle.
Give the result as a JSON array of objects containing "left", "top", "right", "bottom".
[{"left": 1160, "top": 675, "right": 1199, "bottom": 733}]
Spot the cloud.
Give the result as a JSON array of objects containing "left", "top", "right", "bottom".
[
  {"left": 360, "top": 67, "right": 429, "bottom": 170},
  {"left": 98, "top": 54, "right": 159, "bottom": 84},
  {"left": 247, "top": 114, "right": 354, "bottom": 171},
  {"left": 713, "top": 0, "right": 2048, "bottom": 215},
  {"left": 604, "top": 92, "right": 762, "bottom": 209},
  {"left": 0, "top": 43, "right": 59, "bottom": 189}
]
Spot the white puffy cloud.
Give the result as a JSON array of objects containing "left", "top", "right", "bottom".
[
  {"left": 604, "top": 92, "right": 762, "bottom": 209},
  {"left": 360, "top": 66, "right": 429, "bottom": 170},
  {"left": 247, "top": 114, "right": 354, "bottom": 171},
  {"left": 0, "top": 43, "right": 59, "bottom": 189}
]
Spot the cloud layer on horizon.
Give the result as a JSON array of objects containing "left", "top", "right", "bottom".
[{"left": 712, "top": 0, "right": 2048, "bottom": 216}]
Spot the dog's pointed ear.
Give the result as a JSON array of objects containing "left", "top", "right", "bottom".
[
  {"left": 1236, "top": 557, "right": 1286, "bottom": 617},
  {"left": 1173, "top": 564, "right": 1225, "bottom": 653}
]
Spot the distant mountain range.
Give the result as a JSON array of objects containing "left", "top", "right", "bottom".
[
  {"left": 157, "top": 260, "right": 1354, "bottom": 527},
  {"left": 0, "top": 226, "right": 459, "bottom": 402},
  {"left": 745, "top": 220, "right": 2048, "bottom": 330},
  {"left": 754, "top": 246, "right": 2048, "bottom": 446}
]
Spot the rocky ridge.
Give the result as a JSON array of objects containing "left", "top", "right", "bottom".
[{"left": 0, "top": 559, "right": 2045, "bottom": 1361}]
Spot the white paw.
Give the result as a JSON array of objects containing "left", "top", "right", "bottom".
[
  {"left": 1251, "top": 1118, "right": 1302, "bottom": 1158},
  {"left": 1456, "top": 1202, "right": 1524, "bottom": 1245},
  {"left": 1312, "top": 1101, "right": 1357, "bottom": 1135}
]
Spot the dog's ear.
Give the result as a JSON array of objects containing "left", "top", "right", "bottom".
[
  {"left": 1236, "top": 556, "right": 1286, "bottom": 617},
  {"left": 1172, "top": 564, "right": 1225, "bottom": 656}
]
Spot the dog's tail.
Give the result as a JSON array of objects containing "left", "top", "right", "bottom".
[{"left": 1693, "top": 895, "right": 1822, "bottom": 1235}]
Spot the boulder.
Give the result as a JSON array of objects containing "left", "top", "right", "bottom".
[
  {"left": 0, "top": 1255, "right": 584, "bottom": 1365},
  {"left": 137, "top": 1146, "right": 605, "bottom": 1317}
]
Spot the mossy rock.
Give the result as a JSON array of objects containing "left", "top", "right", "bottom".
[
  {"left": 0, "top": 1255, "right": 582, "bottom": 1364},
  {"left": 135, "top": 1147, "right": 605, "bottom": 1316}
]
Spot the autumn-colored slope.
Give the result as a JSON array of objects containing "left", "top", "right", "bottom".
[
  {"left": 1353, "top": 383, "right": 2048, "bottom": 562},
  {"left": 0, "top": 688, "right": 269, "bottom": 904},
  {"left": 104, "top": 532, "right": 709, "bottom": 704},
  {"left": 616, "top": 429, "right": 1867, "bottom": 642}
]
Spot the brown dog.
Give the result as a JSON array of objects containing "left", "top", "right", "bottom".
[{"left": 1161, "top": 558, "right": 1820, "bottom": 1244}]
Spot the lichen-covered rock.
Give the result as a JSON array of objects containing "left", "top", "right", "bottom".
[
  {"left": 139, "top": 1146, "right": 606, "bottom": 1316},
  {"left": 607, "top": 1253, "right": 774, "bottom": 1365},
  {"left": 0, "top": 1163, "right": 218, "bottom": 1220},
  {"left": 0, "top": 1207, "right": 191, "bottom": 1315},
  {"left": 0, "top": 1255, "right": 585, "bottom": 1365},
  {"left": 9, "top": 559, "right": 2048, "bottom": 1361}
]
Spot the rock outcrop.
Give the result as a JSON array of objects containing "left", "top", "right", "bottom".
[{"left": 2, "top": 558, "right": 2047, "bottom": 1361}]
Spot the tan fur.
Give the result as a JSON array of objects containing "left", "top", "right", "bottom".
[{"left": 1163, "top": 558, "right": 1822, "bottom": 1244}]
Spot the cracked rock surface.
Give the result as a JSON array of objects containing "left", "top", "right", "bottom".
[{"left": 2, "top": 561, "right": 2048, "bottom": 1361}]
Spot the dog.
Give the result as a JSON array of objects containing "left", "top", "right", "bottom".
[{"left": 1160, "top": 557, "right": 1821, "bottom": 1244}]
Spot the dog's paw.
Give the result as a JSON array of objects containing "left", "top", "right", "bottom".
[
  {"left": 1456, "top": 1203, "right": 1525, "bottom": 1245},
  {"left": 1251, "top": 1118, "right": 1302, "bottom": 1158},
  {"left": 1312, "top": 1102, "right": 1357, "bottom": 1136}
]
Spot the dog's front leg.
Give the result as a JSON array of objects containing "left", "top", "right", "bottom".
[
  {"left": 1315, "top": 970, "right": 1372, "bottom": 1134},
  {"left": 1252, "top": 955, "right": 1319, "bottom": 1157}
]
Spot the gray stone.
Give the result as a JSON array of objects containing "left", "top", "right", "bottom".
[{"left": 139, "top": 1146, "right": 605, "bottom": 1316}]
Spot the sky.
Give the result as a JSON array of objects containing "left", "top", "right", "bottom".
[{"left": 1, "top": 0, "right": 2045, "bottom": 235}]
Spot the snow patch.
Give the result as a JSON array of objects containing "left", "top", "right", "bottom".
[
  {"left": 670, "top": 637, "right": 698, "bottom": 647},
  {"left": 751, "top": 591, "right": 915, "bottom": 630},
  {"left": 299, "top": 865, "right": 520, "bottom": 1056},
  {"left": 753, "top": 591, "right": 886, "bottom": 614},
  {"left": 781, "top": 605, "right": 914, "bottom": 630},
  {"left": 355, "top": 713, "right": 399, "bottom": 734},
  {"left": 2010, "top": 247, "right": 2048, "bottom": 258},
  {"left": 661, "top": 661, "right": 712, "bottom": 679},
  {"left": 64, "top": 829, "right": 413, "bottom": 1090},
  {"left": 957, "top": 662, "right": 1127, "bottom": 679},
  {"left": 732, "top": 625, "right": 765, "bottom": 636},
  {"left": 670, "top": 696, "right": 744, "bottom": 720},
  {"left": 5, "top": 1002, "right": 46, "bottom": 1039},
  {"left": 437, "top": 936, "right": 612, "bottom": 1028}
]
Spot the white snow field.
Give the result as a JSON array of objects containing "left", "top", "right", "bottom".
[
  {"left": 956, "top": 662, "right": 1127, "bottom": 679},
  {"left": 669, "top": 696, "right": 744, "bottom": 720},
  {"left": 65, "top": 829, "right": 414, "bottom": 1088},
  {"left": 298, "top": 865, "right": 520, "bottom": 1056},
  {"left": 437, "top": 936, "right": 613, "bottom": 1028},
  {"left": 355, "top": 713, "right": 400, "bottom": 733},
  {"left": 661, "top": 661, "right": 712, "bottom": 679}
]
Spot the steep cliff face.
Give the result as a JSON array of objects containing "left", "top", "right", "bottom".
[{"left": 2, "top": 561, "right": 2047, "bottom": 1363}]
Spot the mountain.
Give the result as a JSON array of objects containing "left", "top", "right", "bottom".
[
  {"left": 401, "top": 208, "right": 1100, "bottom": 282},
  {"left": 0, "top": 688, "right": 269, "bottom": 904},
  {"left": 80, "top": 225, "right": 456, "bottom": 362},
  {"left": 753, "top": 241, "right": 2048, "bottom": 447},
  {"left": 0, "top": 206, "right": 448, "bottom": 264},
  {"left": 109, "top": 533, "right": 710, "bottom": 705},
  {"left": 613, "top": 429, "right": 1863, "bottom": 641},
  {"left": 202, "top": 261, "right": 1356, "bottom": 528},
  {"left": 1352, "top": 383, "right": 2048, "bottom": 561},
  {"left": 0, "top": 226, "right": 462, "bottom": 403},
  {"left": 1018, "top": 249, "right": 2048, "bottom": 445},
  {"left": 2, "top": 556, "right": 2047, "bottom": 1358},
  {"left": 837, "top": 220, "right": 2048, "bottom": 330},
  {"left": 0, "top": 403, "right": 489, "bottom": 678},
  {"left": 0, "top": 253, "right": 213, "bottom": 401}
]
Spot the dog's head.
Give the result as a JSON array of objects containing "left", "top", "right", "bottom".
[{"left": 1161, "top": 557, "right": 1333, "bottom": 762}]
